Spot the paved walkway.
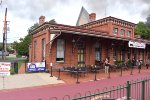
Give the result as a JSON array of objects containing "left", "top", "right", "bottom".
[{"left": 0, "top": 73, "right": 64, "bottom": 90}]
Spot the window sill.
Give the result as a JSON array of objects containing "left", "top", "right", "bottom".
[{"left": 56, "top": 61, "right": 64, "bottom": 63}]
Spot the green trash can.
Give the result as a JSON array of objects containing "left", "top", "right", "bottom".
[
  {"left": 11, "top": 61, "right": 18, "bottom": 74},
  {"left": 14, "top": 62, "right": 18, "bottom": 74}
]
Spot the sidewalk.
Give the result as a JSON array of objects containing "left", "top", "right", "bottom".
[
  {"left": 0, "top": 73, "right": 64, "bottom": 90},
  {"left": 0, "top": 66, "right": 149, "bottom": 90}
]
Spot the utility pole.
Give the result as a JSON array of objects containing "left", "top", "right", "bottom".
[
  {"left": 0, "top": 0, "right": 2, "bottom": 6},
  {"left": 2, "top": 8, "right": 7, "bottom": 60}
]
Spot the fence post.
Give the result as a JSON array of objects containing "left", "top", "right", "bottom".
[
  {"left": 50, "top": 66, "right": 53, "bottom": 77},
  {"left": 76, "top": 70, "right": 80, "bottom": 84},
  {"left": 45, "top": 60, "right": 46, "bottom": 70},
  {"left": 142, "top": 80, "right": 145, "bottom": 100},
  {"left": 130, "top": 66, "right": 133, "bottom": 75},
  {"left": 120, "top": 65, "right": 122, "bottom": 77},
  {"left": 108, "top": 67, "right": 110, "bottom": 78},
  {"left": 138, "top": 66, "right": 141, "bottom": 73},
  {"left": 57, "top": 68, "right": 61, "bottom": 80},
  {"left": 126, "top": 81, "right": 131, "bottom": 100},
  {"left": 94, "top": 67, "right": 97, "bottom": 81}
]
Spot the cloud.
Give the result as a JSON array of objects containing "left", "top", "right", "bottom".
[
  {"left": 84, "top": 0, "right": 150, "bottom": 20},
  {"left": 2, "top": 0, "right": 73, "bottom": 21},
  {"left": 2, "top": 0, "right": 150, "bottom": 22},
  {"left": 142, "top": 0, "right": 150, "bottom": 16},
  {"left": 0, "top": 0, "right": 84, "bottom": 43},
  {"left": 0, "top": 0, "right": 150, "bottom": 43}
]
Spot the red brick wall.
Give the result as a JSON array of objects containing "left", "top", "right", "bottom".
[
  {"left": 86, "top": 21, "right": 134, "bottom": 39},
  {"left": 29, "top": 29, "right": 50, "bottom": 63},
  {"left": 88, "top": 23, "right": 109, "bottom": 33},
  {"left": 49, "top": 34, "right": 119, "bottom": 67},
  {"left": 30, "top": 25, "right": 147, "bottom": 69},
  {"left": 30, "top": 31, "right": 148, "bottom": 68}
]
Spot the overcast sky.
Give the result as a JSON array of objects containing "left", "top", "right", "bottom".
[{"left": 0, "top": 0, "right": 150, "bottom": 43}]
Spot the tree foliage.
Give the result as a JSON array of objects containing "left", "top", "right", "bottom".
[
  {"left": 0, "top": 43, "right": 13, "bottom": 52},
  {"left": 28, "top": 23, "right": 39, "bottom": 33},
  {"left": 135, "top": 22, "right": 150, "bottom": 40},
  {"left": 13, "top": 19, "right": 56, "bottom": 57},
  {"left": 49, "top": 19, "right": 57, "bottom": 24},
  {"left": 13, "top": 35, "right": 31, "bottom": 57}
]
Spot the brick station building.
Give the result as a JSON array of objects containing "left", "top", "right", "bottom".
[{"left": 29, "top": 15, "right": 150, "bottom": 70}]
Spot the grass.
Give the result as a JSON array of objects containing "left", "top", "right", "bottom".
[
  {"left": 0, "top": 57, "right": 16, "bottom": 60},
  {"left": 16, "top": 55, "right": 22, "bottom": 58}
]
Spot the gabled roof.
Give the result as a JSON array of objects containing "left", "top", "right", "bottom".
[
  {"left": 30, "top": 20, "right": 150, "bottom": 45},
  {"left": 49, "top": 23, "right": 150, "bottom": 44},
  {"left": 76, "top": 6, "right": 90, "bottom": 26}
]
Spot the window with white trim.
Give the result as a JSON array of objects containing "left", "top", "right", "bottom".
[
  {"left": 120, "top": 29, "right": 125, "bottom": 36},
  {"left": 127, "top": 31, "right": 131, "bottom": 37},
  {"left": 113, "top": 27, "right": 118, "bottom": 35},
  {"left": 42, "top": 38, "right": 45, "bottom": 61},
  {"left": 56, "top": 39, "right": 65, "bottom": 62},
  {"left": 95, "top": 42, "right": 101, "bottom": 61}
]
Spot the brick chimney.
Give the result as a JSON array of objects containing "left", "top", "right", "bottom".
[
  {"left": 39, "top": 16, "right": 45, "bottom": 25},
  {"left": 89, "top": 13, "right": 96, "bottom": 22}
]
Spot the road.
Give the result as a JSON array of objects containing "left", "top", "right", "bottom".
[{"left": 0, "top": 72, "right": 149, "bottom": 100}]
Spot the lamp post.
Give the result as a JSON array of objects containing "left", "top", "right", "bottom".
[
  {"left": 57, "top": 68, "right": 61, "bottom": 80},
  {"left": 130, "top": 65, "right": 133, "bottom": 75},
  {"left": 50, "top": 62, "right": 53, "bottom": 77},
  {"left": 94, "top": 65, "right": 97, "bottom": 81},
  {"left": 76, "top": 68, "right": 80, "bottom": 84}
]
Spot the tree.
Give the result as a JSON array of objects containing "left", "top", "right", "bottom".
[
  {"left": 12, "top": 41, "right": 18, "bottom": 50},
  {"left": 14, "top": 19, "right": 56, "bottom": 57},
  {"left": 14, "top": 35, "right": 31, "bottom": 57},
  {"left": 49, "top": 19, "right": 57, "bottom": 24},
  {"left": 28, "top": 23, "right": 39, "bottom": 34},
  {"left": 0, "top": 43, "right": 2, "bottom": 51},
  {"left": 135, "top": 22, "right": 150, "bottom": 40},
  {"left": 28, "top": 19, "right": 56, "bottom": 34}
]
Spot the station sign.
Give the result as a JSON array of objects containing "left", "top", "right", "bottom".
[{"left": 128, "top": 41, "right": 146, "bottom": 49}]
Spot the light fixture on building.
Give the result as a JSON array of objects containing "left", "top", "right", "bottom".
[{"left": 72, "top": 38, "right": 75, "bottom": 43}]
